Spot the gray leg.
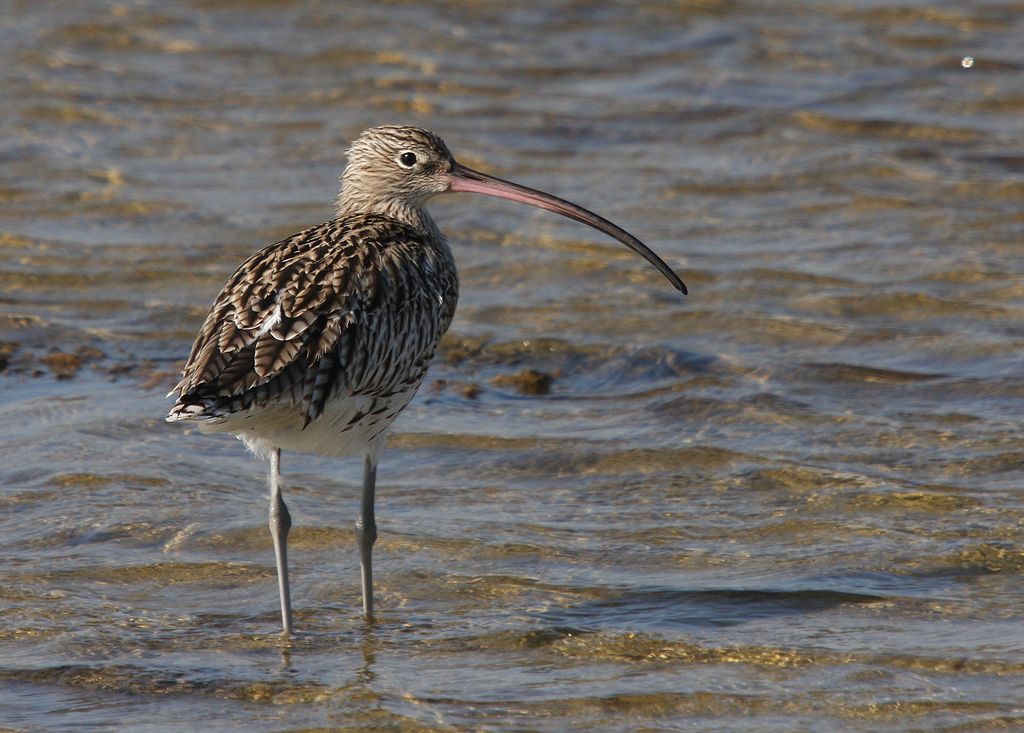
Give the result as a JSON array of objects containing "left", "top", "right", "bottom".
[
  {"left": 355, "top": 454, "right": 378, "bottom": 620},
  {"left": 268, "top": 448, "right": 294, "bottom": 634}
]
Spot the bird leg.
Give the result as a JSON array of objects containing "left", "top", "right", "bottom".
[
  {"left": 268, "top": 448, "right": 294, "bottom": 634},
  {"left": 356, "top": 453, "right": 378, "bottom": 620}
]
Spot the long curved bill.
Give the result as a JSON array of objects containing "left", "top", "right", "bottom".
[{"left": 447, "top": 162, "right": 687, "bottom": 294}]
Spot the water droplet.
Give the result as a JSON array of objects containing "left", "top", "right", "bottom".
[{"left": 961, "top": 56, "right": 974, "bottom": 68}]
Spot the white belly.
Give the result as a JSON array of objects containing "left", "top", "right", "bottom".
[{"left": 196, "top": 390, "right": 416, "bottom": 460}]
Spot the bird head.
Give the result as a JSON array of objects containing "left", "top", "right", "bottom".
[{"left": 340, "top": 126, "right": 455, "bottom": 212}]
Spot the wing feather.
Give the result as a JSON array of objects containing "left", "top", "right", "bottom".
[{"left": 169, "top": 215, "right": 458, "bottom": 427}]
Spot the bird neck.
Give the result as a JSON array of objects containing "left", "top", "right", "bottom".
[{"left": 334, "top": 189, "right": 444, "bottom": 243}]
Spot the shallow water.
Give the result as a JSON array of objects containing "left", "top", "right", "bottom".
[{"left": 2, "top": 1, "right": 1023, "bottom": 731}]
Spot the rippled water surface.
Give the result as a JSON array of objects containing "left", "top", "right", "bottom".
[{"left": 2, "top": 1, "right": 1023, "bottom": 731}]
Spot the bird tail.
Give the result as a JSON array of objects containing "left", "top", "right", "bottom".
[{"left": 166, "top": 396, "right": 228, "bottom": 424}]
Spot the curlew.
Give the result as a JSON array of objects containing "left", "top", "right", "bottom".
[{"left": 167, "top": 125, "right": 686, "bottom": 633}]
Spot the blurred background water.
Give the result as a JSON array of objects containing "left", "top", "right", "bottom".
[{"left": 1, "top": 0, "right": 1023, "bottom": 731}]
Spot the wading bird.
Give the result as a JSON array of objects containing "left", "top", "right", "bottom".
[{"left": 167, "top": 126, "right": 685, "bottom": 633}]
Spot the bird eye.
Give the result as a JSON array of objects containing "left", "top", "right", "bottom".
[{"left": 398, "top": 151, "right": 418, "bottom": 168}]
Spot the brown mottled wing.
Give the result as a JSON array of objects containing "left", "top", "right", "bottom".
[{"left": 170, "top": 215, "right": 458, "bottom": 426}]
